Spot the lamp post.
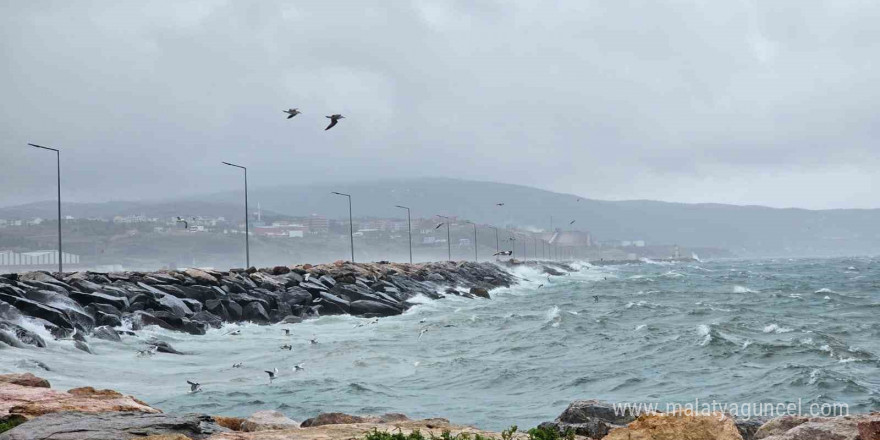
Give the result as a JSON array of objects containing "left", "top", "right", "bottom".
[
  {"left": 29, "top": 143, "right": 63, "bottom": 273},
  {"left": 489, "top": 226, "right": 499, "bottom": 260},
  {"left": 395, "top": 205, "right": 412, "bottom": 264},
  {"left": 466, "top": 221, "right": 478, "bottom": 262},
  {"left": 332, "top": 192, "right": 354, "bottom": 262},
  {"left": 222, "top": 162, "right": 249, "bottom": 268},
  {"left": 436, "top": 215, "right": 451, "bottom": 261}
]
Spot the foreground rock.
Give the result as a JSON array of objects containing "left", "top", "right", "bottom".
[
  {"left": 0, "top": 261, "right": 528, "bottom": 345},
  {"left": 603, "top": 411, "right": 743, "bottom": 440},
  {"left": 0, "top": 374, "right": 158, "bottom": 421},
  {"left": 239, "top": 411, "right": 299, "bottom": 432},
  {"left": 539, "top": 399, "right": 641, "bottom": 438},
  {"left": 755, "top": 412, "right": 880, "bottom": 440},
  {"left": 0, "top": 412, "right": 228, "bottom": 440},
  {"left": 208, "top": 415, "right": 522, "bottom": 440}
]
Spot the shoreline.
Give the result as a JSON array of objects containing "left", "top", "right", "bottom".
[{"left": 1, "top": 373, "right": 877, "bottom": 439}]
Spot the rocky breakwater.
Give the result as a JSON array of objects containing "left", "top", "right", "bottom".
[{"left": 0, "top": 261, "right": 520, "bottom": 350}]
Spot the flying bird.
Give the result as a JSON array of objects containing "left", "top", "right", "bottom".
[
  {"left": 569, "top": 220, "right": 576, "bottom": 225},
  {"left": 224, "top": 329, "right": 241, "bottom": 336},
  {"left": 280, "top": 344, "right": 292, "bottom": 350},
  {"left": 418, "top": 327, "right": 429, "bottom": 340},
  {"left": 187, "top": 381, "right": 201, "bottom": 393},
  {"left": 309, "top": 337, "right": 318, "bottom": 345},
  {"left": 176, "top": 217, "right": 188, "bottom": 229},
  {"left": 265, "top": 367, "right": 278, "bottom": 382},
  {"left": 293, "top": 363, "right": 305, "bottom": 372},
  {"left": 594, "top": 295, "right": 599, "bottom": 302},
  {"left": 282, "top": 328, "right": 290, "bottom": 336},
  {"left": 493, "top": 250, "right": 512, "bottom": 256},
  {"left": 325, "top": 114, "right": 344, "bottom": 130},
  {"left": 435, "top": 223, "right": 444, "bottom": 229},
  {"left": 232, "top": 362, "right": 243, "bottom": 368},
  {"left": 283, "top": 108, "right": 301, "bottom": 119},
  {"left": 538, "top": 284, "right": 544, "bottom": 289},
  {"left": 496, "top": 203, "right": 505, "bottom": 206}
]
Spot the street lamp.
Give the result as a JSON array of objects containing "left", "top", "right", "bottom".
[
  {"left": 436, "top": 215, "right": 451, "bottom": 261},
  {"left": 395, "top": 205, "right": 412, "bottom": 264},
  {"left": 222, "top": 162, "right": 249, "bottom": 268},
  {"left": 29, "top": 143, "right": 63, "bottom": 273},
  {"left": 332, "top": 192, "right": 354, "bottom": 262},
  {"left": 465, "top": 221, "right": 478, "bottom": 262}
]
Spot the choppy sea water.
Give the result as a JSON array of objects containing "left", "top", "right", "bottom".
[{"left": 2, "top": 257, "right": 879, "bottom": 430}]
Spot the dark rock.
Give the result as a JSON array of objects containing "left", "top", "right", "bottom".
[
  {"left": 318, "top": 275, "right": 337, "bottom": 289},
  {"left": 350, "top": 300, "right": 403, "bottom": 317},
  {"left": 735, "top": 418, "right": 764, "bottom": 440},
  {"left": 21, "top": 290, "right": 95, "bottom": 331},
  {"left": 860, "top": 419, "right": 880, "bottom": 440},
  {"left": 0, "top": 328, "right": 28, "bottom": 348},
  {"left": 156, "top": 293, "right": 193, "bottom": 318},
  {"left": 95, "top": 312, "right": 122, "bottom": 327},
  {"left": 0, "top": 293, "right": 75, "bottom": 331},
  {"left": 280, "top": 271, "right": 304, "bottom": 286},
  {"left": 426, "top": 273, "right": 446, "bottom": 283},
  {"left": 242, "top": 302, "right": 270, "bottom": 323},
  {"left": 271, "top": 265, "right": 290, "bottom": 275},
  {"left": 149, "top": 339, "right": 185, "bottom": 355},
  {"left": 280, "top": 315, "right": 303, "bottom": 324},
  {"left": 180, "top": 298, "right": 203, "bottom": 314},
  {"left": 129, "top": 311, "right": 175, "bottom": 331},
  {"left": 546, "top": 399, "right": 641, "bottom": 439},
  {"left": 84, "top": 303, "right": 122, "bottom": 317},
  {"left": 315, "top": 292, "right": 350, "bottom": 314},
  {"left": 190, "top": 310, "right": 223, "bottom": 328},
  {"left": 204, "top": 300, "right": 229, "bottom": 321},
  {"left": 223, "top": 300, "right": 243, "bottom": 321},
  {"left": 300, "top": 412, "right": 368, "bottom": 427},
  {"left": 74, "top": 340, "right": 93, "bottom": 354},
  {"left": 69, "top": 291, "right": 130, "bottom": 310},
  {"left": 0, "top": 411, "right": 228, "bottom": 439},
  {"left": 91, "top": 325, "right": 122, "bottom": 342},
  {"left": 0, "top": 321, "right": 45, "bottom": 347},
  {"left": 469, "top": 287, "right": 490, "bottom": 299}
]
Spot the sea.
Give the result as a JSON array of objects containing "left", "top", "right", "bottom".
[{"left": 2, "top": 257, "right": 878, "bottom": 430}]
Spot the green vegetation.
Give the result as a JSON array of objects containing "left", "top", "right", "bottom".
[
  {"left": 362, "top": 425, "right": 573, "bottom": 440},
  {"left": 0, "top": 416, "right": 26, "bottom": 433}
]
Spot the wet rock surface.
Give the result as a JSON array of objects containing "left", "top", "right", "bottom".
[
  {"left": 0, "top": 411, "right": 227, "bottom": 440},
  {"left": 0, "top": 261, "right": 534, "bottom": 346}
]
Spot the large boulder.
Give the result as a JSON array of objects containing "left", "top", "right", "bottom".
[
  {"left": 0, "top": 412, "right": 227, "bottom": 439},
  {"left": 280, "top": 287, "right": 312, "bottom": 306},
  {"left": 541, "top": 400, "right": 641, "bottom": 439},
  {"left": 242, "top": 302, "right": 270, "bottom": 323},
  {"left": 350, "top": 300, "right": 403, "bottom": 317},
  {"left": 20, "top": 290, "right": 95, "bottom": 332},
  {"left": 0, "top": 373, "right": 49, "bottom": 388},
  {"left": 0, "top": 322, "right": 45, "bottom": 348},
  {"left": 184, "top": 268, "right": 219, "bottom": 286},
  {"left": 315, "top": 292, "right": 350, "bottom": 315},
  {"left": 240, "top": 410, "right": 300, "bottom": 432},
  {"left": 756, "top": 413, "right": 880, "bottom": 440},
  {"left": 91, "top": 326, "right": 122, "bottom": 342},
  {"left": 604, "top": 412, "right": 743, "bottom": 440},
  {"left": 69, "top": 291, "right": 129, "bottom": 311},
  {"left": 0, "top": 294, "right": 74, "bottom": 332},
  {"left": 0, "top": 376, "right": 157, "bottom": 422}
]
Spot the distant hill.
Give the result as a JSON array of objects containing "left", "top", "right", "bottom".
[{"left": 3, "top": 177, "right": 879, "bottom": 257}]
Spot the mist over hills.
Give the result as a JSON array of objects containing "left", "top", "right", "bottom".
[{"left": 3, "top": 177, "right": 879, "bottom": 257}]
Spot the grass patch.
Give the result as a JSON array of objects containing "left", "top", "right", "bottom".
[
  {"left": 0, "top": 417, "right": 26, "bottom": 434},
  {"left": 362, "top": 425, "right": 573, "bottom": 440}
]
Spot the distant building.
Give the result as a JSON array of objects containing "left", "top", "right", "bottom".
[
  {"left": 307, "top": 215, "right": 329, "bottom": 234},
  {"left": 0, "top": 250, "right": 80, "bottom": 267}
]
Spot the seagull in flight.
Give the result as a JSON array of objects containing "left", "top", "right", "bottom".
[
  {"left": 594, "top": 295, "right": 599, "bottom": 302},
  {"left": 187, "top": 381, "right": 202, "bottom": 393},
  {"left": 435, "top": 223, "right": 444, "bottom": 229},
  {"left": 280, "top": 344, "right": 292, "bottom": 350},
  {"left": 224, "top": 329, "right": 241, "bottom": 336},
  {"left": 325, "top": 114, "right": 344, "bottom": 130},
  {"left": 418, "top": 327, "right": 429, "bottom": 340},
  {"left": 176, "top": 217, "right": 188, "bottom": 229},
  {"left": 265, "top": 367, "right": 278, "bottom": 382},
  {"left": 232, "top": 362, "right": 243, "bottom": 368},
  {"left": 292, "top": 363, "right": 305, "bottom": 372},
  {"left": 496, "top": 203, "right": 505, "bottom": 206},
  {"left": 284, "top": 108, "right": 301, "bottom": 119},
  {"left": 538, "top": 284, "right": 544, "bottom": 289},
  {"left": 569, "top": 220, "right": 576, "bottom": 225},
  {"left": 283, "top": 328, "right": 291, "bottom": 336},
  {"left": 493, "top": 250, "right": 512, "bottom": 256},
  {"left": 309, "top": 337, "right": 318, "bottom": 345}
]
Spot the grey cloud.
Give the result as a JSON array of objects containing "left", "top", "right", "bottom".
[{"left": 1, "top": 0, "right": 878, "bottom": 210}]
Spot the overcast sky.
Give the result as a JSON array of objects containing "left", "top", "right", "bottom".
[{"left": 2, "top": 1, "right": 878, "bottom": 210}]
